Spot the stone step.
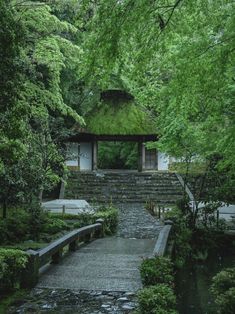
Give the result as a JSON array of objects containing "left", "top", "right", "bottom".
[{"left": 64, "top": 171, "right": 184, "bottom": 204}]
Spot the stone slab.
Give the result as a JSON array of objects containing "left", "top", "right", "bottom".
[
  {"left": 42, "top": 199, "right": 94, "bottom": 215},
  {"left": 192, "top": 202, "right": 235, "bottom": 221}
]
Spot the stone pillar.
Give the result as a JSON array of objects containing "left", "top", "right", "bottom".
[
  {"left": 21, "top": 250, "right": 39, "bottom": 288},
  {"left": 92, "top": 141, "right": 98, "bottom": 171},
  {"left": 155, "top": 149, "right": 158, "bottom": 170},
  {"left": 95, "top": 218, "right": 105, "bottom": 237},
  {"left": 138, "top": 142, "right": 143, "bottom": 172},
  {"left": 142, "top": 143, "right": 146, "bottom": 170}
]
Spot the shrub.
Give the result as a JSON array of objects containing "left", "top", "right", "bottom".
[
  {"left": 73, "top": 213, "right": 94, "bottom": 228},
  {"left": 174, "top": 220, "right": 192, "bottom": 268},
  {"left": 73, "top": 206, "right": 118, "bottom": 235},
  {"left": 210, "top": 267, "right": 235, "bottom": 314},
  {"left": 94, "top": 206, "right": 118, "bottom": 235},
  {"left": 0, "top": 249, "right": 28, "bottom": 293},
  {"left": 140, "top": 256, "right": 174, "bottom": 286},
  {"left": 28, "top": 205, "right": 48, "bottom": 240},
  {"left": 163, "top": 207, "right": 181, "bottom": 222},
  {"left": 0, "top": 207, "right": 70, "bottom": 245},
  {"left": 0, "top": 209, "right": 30, "bottom": 244},
  {"left": 42, "top": 218, "right": 69, "bottom": 234},
  {"left": 138, "top": 284, "right": 178, "bottom": 314},
  {"left": 213, "top": 287, "right": 235, "bottom": 314}
]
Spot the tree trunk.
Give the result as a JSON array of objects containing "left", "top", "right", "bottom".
[
  {"left": 2, "top": 199, "right": 7, "bottom": 219},
  {"left": 38, "top": 189, "right": 43, "bottom": 204}
]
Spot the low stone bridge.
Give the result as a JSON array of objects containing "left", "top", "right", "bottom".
[
  {"left": 38, "top": 237, "right": 155, "bottom": 292},
  {"left": 9, "top": 204, "right": 167, "bottom": 313}
]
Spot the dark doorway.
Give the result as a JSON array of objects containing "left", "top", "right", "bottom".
[
  {"left": 145, "top": 148, "right": 157, "bottom": 169},
  {"left": 98, "top": 141, "right": 138, "bottom": 170}
]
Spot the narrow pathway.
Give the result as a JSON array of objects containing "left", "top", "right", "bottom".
[
  {"left": 117, "top": 203, "right": 163, "bottom": 238},
  {"left": 37, "top": 237, "right": 155, "bottom": 291},
  {"left": 8, "top": 205, "right": 162, "bottom": 313}
]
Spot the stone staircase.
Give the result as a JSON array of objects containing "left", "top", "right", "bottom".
[{"left": 64, "top": 171, "right": 184, "bottom": 205}]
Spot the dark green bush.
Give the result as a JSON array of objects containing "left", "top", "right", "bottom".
[
  {"left": 0, "top": 209, "right": 30, "bottom": 244},
  {"left": 42, "top": 218, "right": 69, "bottom": 234},
  {"left": 94, "top": 206, "right": 118, "bottom": 235},
  {"left": 140, "top": 256, "right": 174, "bottom": 286},
  {"left": 137, "top": 284, "right": 178, "bottom": 314},
  {"left": 0, "top": 207, "right": 71, "bottom": 245},
  {"left": 73, "top": 206, "right": 118, "bottom": 235},
  {"left": 28, "top": 205, "right": 48, "bottom": 240},
  {"left": 73, "top": 213, "right": 94, "bottom": 228},
  {"left": 210, "top": 267, "right": 235, "bottom": 314},
  {"left": 211, "top": 267, "right": 235, "bottom": 294},
  {"left": 213, "top": 287, "right": 235, "bottom": 314},
  {"left": 0, "top": 249, "right": 28, "bottom": 294},
  {"left": 173, "top": 220, "right": 192, "bottom": 268}
]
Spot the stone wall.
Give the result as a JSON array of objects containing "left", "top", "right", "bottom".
[{"left": 64, "top": 171, "right": 184, "bottom": 205}]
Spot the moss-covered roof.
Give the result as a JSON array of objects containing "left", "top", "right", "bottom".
[{"left": 84, "top": 89, "right": 155, "bottom": 135}]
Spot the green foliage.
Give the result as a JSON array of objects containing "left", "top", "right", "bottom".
[
  {"left": 171, "top": 217, "right": 192, "bottom": 268},
  {"left": 165, "top": 203, "right": 229, "bottom": 266},
  {"left": 0, "top": 207, "right": 70, "bottom": 245},
  {"left": 137, "top": 284, "right": 178, "bottom": 314},
  {"left": 0, "top": 209, "right": 30, "bottom": 244},
  {"left": 210, "top": 268, "right": 235, "bottom": 314},
  {"left": 98, "top": 142, "right": 138, "bottom": 170},
  {"left": 0, "top": 0, "right": 85, "bottom": 216},
  {"left": 86, "top": 101, "right": 154, "bottom": 135},
  {"left": 211, "top": 268, "right": 235, "bottom": 296},
  {"left": 94, "top": 206, "right": 118, "bottom": 235},
  {"left": 42, "top": 218, "right": 69, "bottom": 235},
  {"left": 140, "top": 256, "right": 174, "bottom": 287},
  {"left": 169, "top": 162, "right": 207, "bottom": 175},
  {"left": 73, "top": 206, "right": 118, "bottom": 235},
  {"left": 82, "top": 0, "right": 235, "bottom": 182},
  {"left": 0, "top": 249, "right": 28, "bottom": 293},
  {"left": 0, "top": 0, "right": 26, "bottom": 173}
]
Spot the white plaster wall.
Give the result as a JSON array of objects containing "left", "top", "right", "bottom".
[
  {"left": 158, "top": 152, "right": 169, "bottom": 171},
  {"left": 80, "top": 142, "right": 92, "bottom": 170},
  {"left": 66, "top": 143, "right": 79, "bottom": 167}
]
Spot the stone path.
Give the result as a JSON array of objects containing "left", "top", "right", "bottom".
[
  {"left": 117, "top": 203, "right": 163, "bottom": 239},
  {"left": 8, "top": 289, "right": 138, "bottom": 314},
  {"left": 37, "top": 237, "right": 155, "bottom": 292},
  {"left": 8, "top": 205, "right": 162, "bottom": 313}
]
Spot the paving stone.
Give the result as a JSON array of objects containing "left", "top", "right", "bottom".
[
  {"left": 8, "top": 289, "right": 138, "bottom": 314},
  {"left": 8, "top": 197, "right": 165, "bottom": 313}
]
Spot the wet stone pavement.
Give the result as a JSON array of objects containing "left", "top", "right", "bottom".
[
  {"left": 8, "top": 204, "right": 162, "bottom": 313},
  {"left": 117, "top": 203, "right": 163, "bottom": 239},
  {"left": 8, "top": 289, "right": 138, "bottom": 314}
]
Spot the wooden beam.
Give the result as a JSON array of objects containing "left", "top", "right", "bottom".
[
  {"left": 138, "top": 142, "right": 143, "bottom": 172},
  {"left": 66, "top": 133, "right": 158, "bottom": 143},
  {"left": 92, "top": 141, "right": 98, "bottom": 170}
]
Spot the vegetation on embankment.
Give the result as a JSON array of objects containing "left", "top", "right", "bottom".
[
  {"left": 210, "top": 267, "right": 235, "bottom": 314},
  {"left": 0, "top": 205, "right": 118, "bottom": 248},
  {"left": 137, "top": 198, "right": 235, "bottom": 314},
  {"left": 166, "top": 200, "right": 235, "bottom": 314},
  {"left": 0, "top": 205, "right": 118, "bottom": 310},
  {"left": 136, "top": 256, "right": 178, "bottom": 314}
]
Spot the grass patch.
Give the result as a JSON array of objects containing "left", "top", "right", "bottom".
[{"left": 0, "top": 289, "right": 29, "bottom": 314}]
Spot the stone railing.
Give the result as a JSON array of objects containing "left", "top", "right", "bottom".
[
  {"left": 175, "top": 173, "right": 195, "bottom": 201},
  {"left": 152, "top": 220, "right": 174, "bottom": 257},
  {"left": 21, "top": 219, "right": 104, "bottom": 288}
]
